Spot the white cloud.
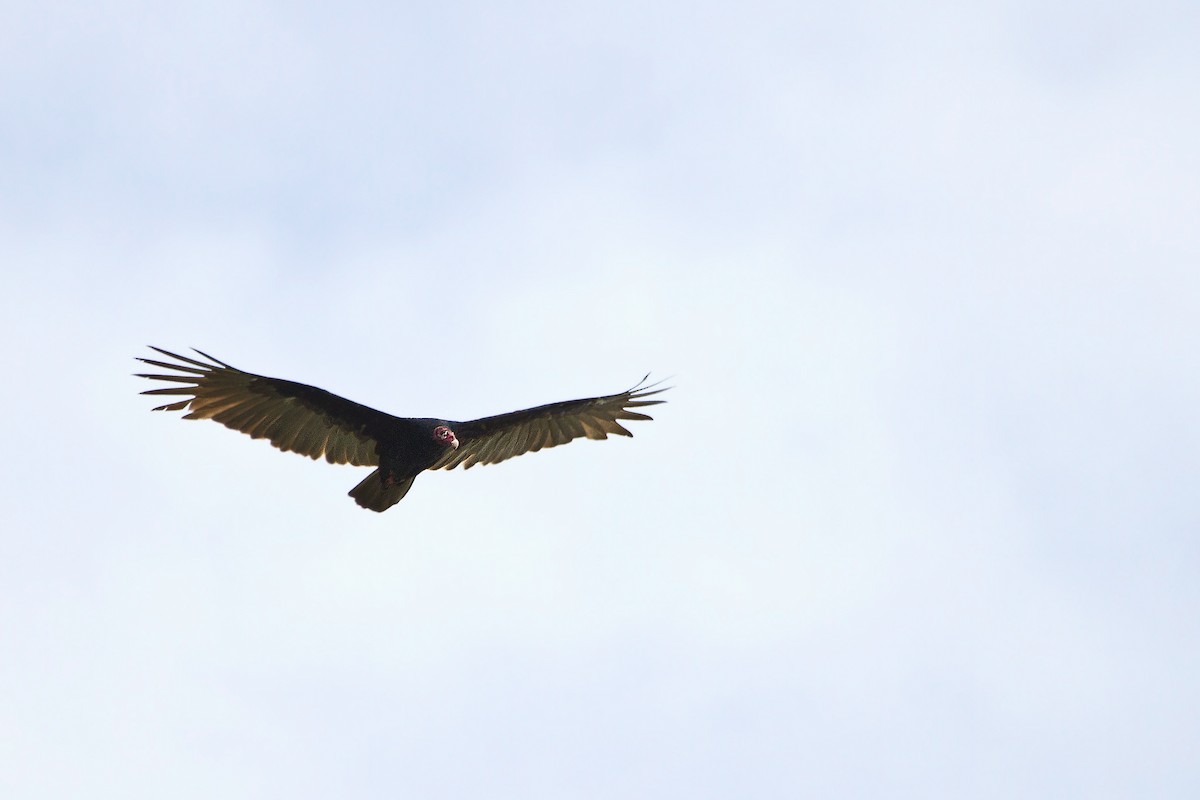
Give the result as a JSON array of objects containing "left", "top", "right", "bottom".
[{"left": 2, "top": 1, "right": 1198, "bottom": 797}]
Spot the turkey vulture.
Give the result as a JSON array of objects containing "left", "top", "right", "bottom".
[{"left": 137, "top": 347, "right": 667, "bottom": 511}]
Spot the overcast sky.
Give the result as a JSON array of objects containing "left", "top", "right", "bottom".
[{"left": 2, "top": 1, "right": 1198, "bottom": 797}]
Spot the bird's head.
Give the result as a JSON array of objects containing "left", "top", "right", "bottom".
[{"left": 432, "top": 424, "right": 459, "bottom": 450}]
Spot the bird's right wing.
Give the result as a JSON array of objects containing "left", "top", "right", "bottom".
[
  {"left": 136, "top": 347, "right": 394, "bottom": 466},
  {"left": 432, "top": 376, "right": 667, "bottom": 471}
]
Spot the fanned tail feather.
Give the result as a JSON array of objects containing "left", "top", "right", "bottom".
[{"left": 349, "top": 470, "right": 415, "bottom": 513}]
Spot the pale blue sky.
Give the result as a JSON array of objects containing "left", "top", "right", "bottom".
[{"left": 2, "top": 1, "right": 1198, "bottom": 797}]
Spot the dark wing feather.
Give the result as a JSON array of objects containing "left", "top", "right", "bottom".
[
  {"left": 136, "top": 347, "right": 395, "bottom": 466},
  {"left": 432, "top": 376, "right": 667, "bottom": 471}
]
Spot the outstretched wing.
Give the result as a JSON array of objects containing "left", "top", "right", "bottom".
[
  {"left": 432, "top": 376, "right": 667, "bottom": 471},
  {"left": 136, "top": 347, "right": 395, "bottom": 466}
]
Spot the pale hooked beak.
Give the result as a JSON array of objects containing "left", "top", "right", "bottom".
[{"left": 449, "top": 436, "right": 459, "bottom": 449}]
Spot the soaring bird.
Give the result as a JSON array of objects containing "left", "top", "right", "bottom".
[{"left": 137, "top": 347, "right": 667, "bottom": 511}]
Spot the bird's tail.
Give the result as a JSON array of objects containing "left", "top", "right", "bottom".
[{"left": 349, "top": 469, "right": 415, "bottom": 512}]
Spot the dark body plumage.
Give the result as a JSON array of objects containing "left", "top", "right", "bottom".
[{"left": 137, "top": 347, "right": 666, "bottom": 511}]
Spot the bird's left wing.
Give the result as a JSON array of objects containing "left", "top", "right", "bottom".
[
  {"left": 432, "top": 376, "right": 667, "bottom": 471},
  {"left": 136, "top": 347, "right": 396, "bottom": 466}
]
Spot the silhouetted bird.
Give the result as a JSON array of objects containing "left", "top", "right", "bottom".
[{"left": 137, "top": 347, "right": 666, "bottom": 511}]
